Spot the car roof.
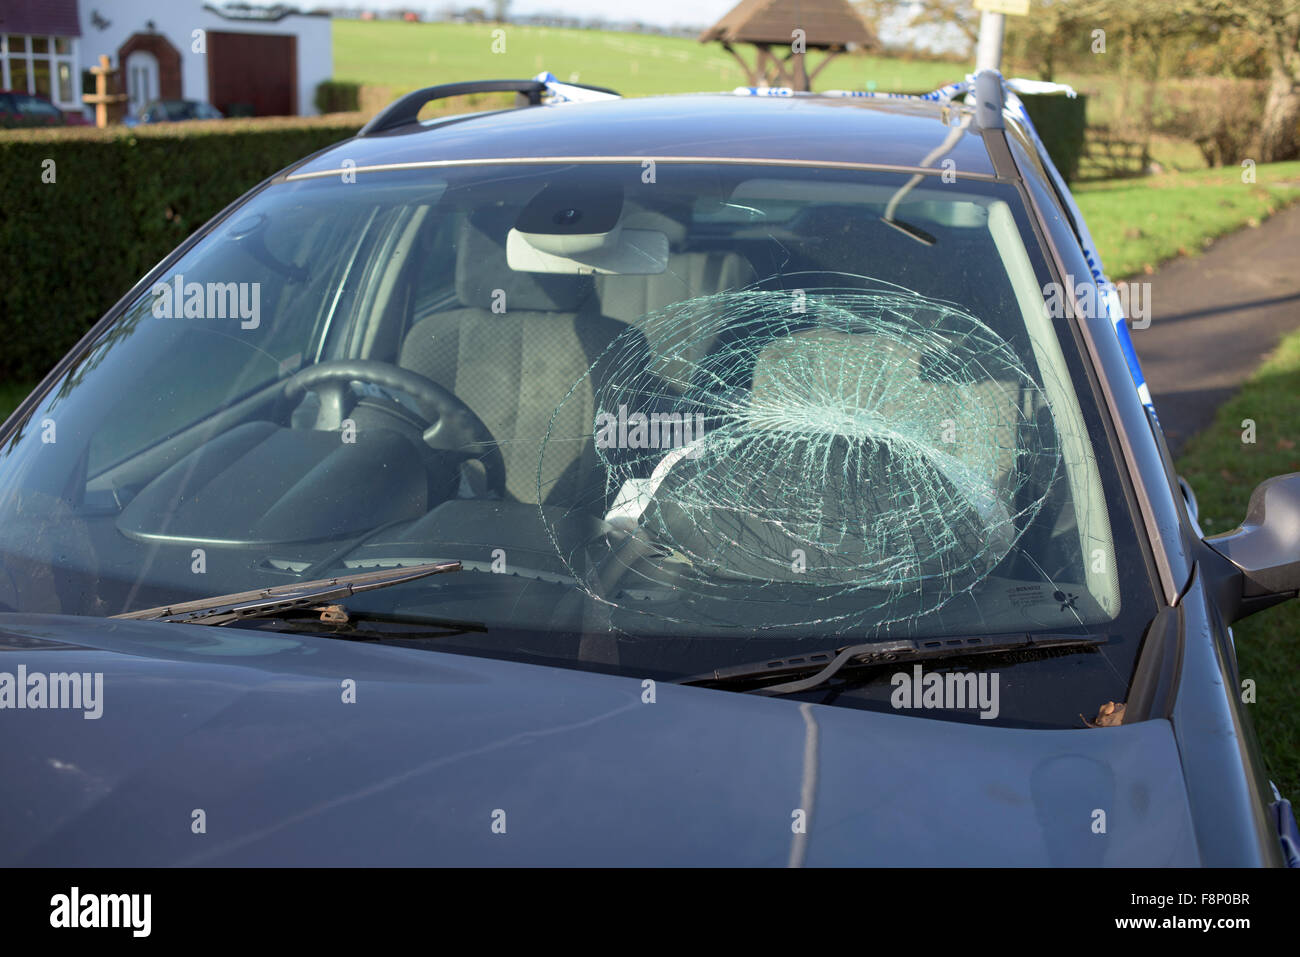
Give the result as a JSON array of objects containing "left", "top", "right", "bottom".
[{"left": 286, "top": 92, "right": 1001, "bottom": 182}]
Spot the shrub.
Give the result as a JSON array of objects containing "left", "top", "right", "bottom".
[
  {"left": 0, "top": 116, "right": 362, "bottom": 381},
  {"left": 315, "top": 80, "right": 362, "bottom": 114},
  {"left": 1018, "top": 92, "right": 1088, "bottom": 184},
  {"left": 1155, "top": 78, "right": 1266, "bottom": 168}
]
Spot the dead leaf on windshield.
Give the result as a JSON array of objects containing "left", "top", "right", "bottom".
[{"left": 1081, "top": 700, "right": 1125, "bottom": 728}]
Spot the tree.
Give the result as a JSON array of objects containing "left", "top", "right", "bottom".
[
  {"left": 854, "top": 0, "right": 979, "bottom": 54},
  {"left": 909, "top": 0, "right": 981, "bottom": 46},
  {"left": 861, "top": 0, "right": 1300, "bottom": 161},
  {"left": 1002, "top": 0, "right": 1100, "bottom": 81},
  {"left": 1087, "top": 0, "right": 1300, "bottom": 162},
  {"left": 1174, "top": 0, "right": 1300, "bottom": 161}
]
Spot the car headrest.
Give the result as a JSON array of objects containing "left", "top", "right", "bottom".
[
  {"left": 748, "top": 326, "right": 1022, "bottom": 492},
  {"left": 595, "top": 250, "right": 754, "bottom": 327},
  {"left": 455, "top": 207, "right": 595, "bottom": 313}
]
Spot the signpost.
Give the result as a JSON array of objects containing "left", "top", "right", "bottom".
[
  {"left": 973, "top": 0, "right": 1030, "bottom": 72},
  {"left": 974, "top": 0, "right": 1030, "bottom": 13}
]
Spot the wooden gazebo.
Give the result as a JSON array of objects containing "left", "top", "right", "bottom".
[{"left": 700, "top": 0, "right": 877, "bottom": 92}]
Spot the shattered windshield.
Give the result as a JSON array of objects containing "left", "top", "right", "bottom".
[{"left": 0, "top": 161, "right": 1157, "bottom": 712}]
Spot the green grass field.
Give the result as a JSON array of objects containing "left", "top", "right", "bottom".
[
  {"left": 333, "top": 19, "right": 966, "bottom": 99},
  {"left": 1176, "top": 326, "right": 1300, "bottom": 805},
  {"left": 1074, "top": 161, "right": 1300, "bottom": 278}
]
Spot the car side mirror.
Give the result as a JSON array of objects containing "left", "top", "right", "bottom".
[{"left": 1204, "top": 472, "right": 1300, "bottom": 621}]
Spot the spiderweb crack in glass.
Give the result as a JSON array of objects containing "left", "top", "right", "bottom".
[{"left": 540, "top": 279, "right": 1064, "bottom": 632}]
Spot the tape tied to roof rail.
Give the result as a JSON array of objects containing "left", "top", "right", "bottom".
[{"left": 533, "top": 71, "right": 620, "bottom": 104}]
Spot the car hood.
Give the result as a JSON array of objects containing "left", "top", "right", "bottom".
[{"left": 0, "top": 614, "right": 1199, "bottom": 866}]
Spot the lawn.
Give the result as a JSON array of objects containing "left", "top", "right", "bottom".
[
  {"left": 1175, "top": 326, "right": 1300, "bottom": 806},
  {"left": 1074, "top": 161, "right": 1300, "bottom": 279},
  {"left": 333, "top": 19, "right": 966, "bottom": 99}
]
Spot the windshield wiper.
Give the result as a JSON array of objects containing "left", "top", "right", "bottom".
[
  {"left": 113, "top": 561, "right": 461, "bottom": 626},
  {"left": 679, "top": 632, "right": 1107, "bottom": 696}
]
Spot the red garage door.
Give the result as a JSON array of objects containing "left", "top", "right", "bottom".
[{"left": 207, "top": 32, "right": 297, "bottom": 117}]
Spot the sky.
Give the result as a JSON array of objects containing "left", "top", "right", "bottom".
[{"left": 508, "top": 0, "right": 739, "bottom": 29}]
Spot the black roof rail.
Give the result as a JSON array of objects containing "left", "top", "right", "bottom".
[
  {"left": 359, "top": 80, "right": 544, "bottom": 136},
  {"left": 358, "top": 78, "right": 621, "bottom": 137}
]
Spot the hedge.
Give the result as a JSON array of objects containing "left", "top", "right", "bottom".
[
  {"left": 1019, "top": 92, "right": 1088, "bottom": 184},
  {"left": 316, "top": 80, "right": 362, "bottom": 114},
  {"left": 0, "top": 115, "right": 364, "bottom": 381}
]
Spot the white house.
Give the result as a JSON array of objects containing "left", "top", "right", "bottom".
[{"left": 0, "top": 0, "right": 332, "bottom": 120}]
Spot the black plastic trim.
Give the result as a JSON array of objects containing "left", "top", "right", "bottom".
[
  {"left": 360, "top": 80, "right": 546, "bottom": 136},
  {"left": 358, "top": 79, "right": 622, "bottom": 137},
  {"left": 1125, "top": 603, "right": 1183, "bottom": 721}
]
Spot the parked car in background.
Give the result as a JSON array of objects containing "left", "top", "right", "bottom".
[
  {"left": 0, "top": 72, "right": 1297, "bottom": 867},
  {"left": 128, "top": 99, "right": 225, "bottom": 125},
  {"left": 0, "top": 91, "right": 87, "bottom": 128}
]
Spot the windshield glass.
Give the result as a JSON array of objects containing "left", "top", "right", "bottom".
[{"left": 0, "top": 161, "right": 1157, "bottom": 719}]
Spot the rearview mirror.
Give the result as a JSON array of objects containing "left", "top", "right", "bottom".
[
  {"left": 505, "top": 180, "right": 669, "bottom": 275},
  {"left": 1204, "top": 472, "right": 1300, "bottom": 621},
  {"left": 506, "top": 227, "right": 668, "bottom": 275}
]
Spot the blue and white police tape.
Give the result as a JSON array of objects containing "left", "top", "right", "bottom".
[{"left": 533, "top": 71, "right": 620, "bottom": 104}]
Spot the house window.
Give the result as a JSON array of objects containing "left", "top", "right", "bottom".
[{"left": 1, "top": 34, "right": 80, "bottom": 109}]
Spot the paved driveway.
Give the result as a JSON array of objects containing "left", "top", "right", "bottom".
[{"left": 1126, "top": 203, "right": 1300, "bottom": 456}]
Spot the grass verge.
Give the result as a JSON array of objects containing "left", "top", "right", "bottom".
[
  {"left": 1074, "top": 161, "right": 1300, "bottom": 279},
  {"left": 1175, "top": 326, "right": 1300, "bottom": 805}
]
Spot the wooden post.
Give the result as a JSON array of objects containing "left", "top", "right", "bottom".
[
  {"left": 722, "top": 43, "right": 758, "bottom": 87},
  {"left": 82, "top": 54, "right": 127, "bottom": 128},
  {"left": 807, "top": 48, "right": 842, "bottom": 86},
  {"left": 791, "top": 48, "right": 809, "bottom": 91}
]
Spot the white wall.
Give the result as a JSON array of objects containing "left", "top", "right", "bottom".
[{"left": 77, "top": 1, "right": 332, "bottom": 116}]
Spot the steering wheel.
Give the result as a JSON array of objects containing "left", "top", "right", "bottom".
[{"left": 284, "top": 360, "right": 506, "bottom": 496}]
